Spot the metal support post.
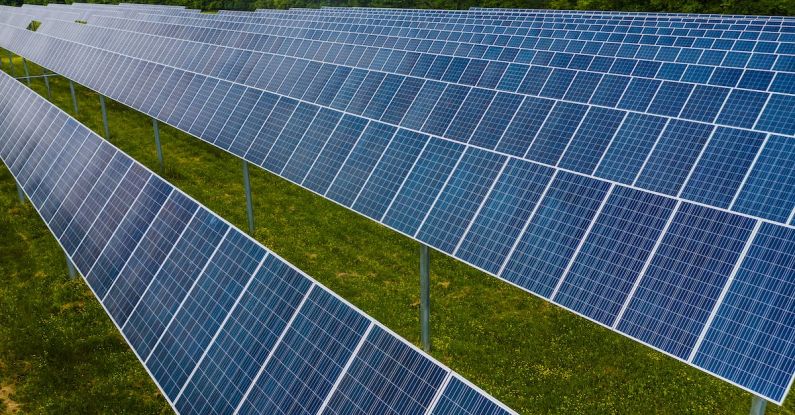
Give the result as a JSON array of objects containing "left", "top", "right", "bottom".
[
  {"left": 14, "top": 179, "right": 25, "bottom": 204},
  {"left": 66, "top": 254, "right": 77, "bottom": 279},
  {"left": 420, "top": 244, "right": 431, "bottom": 352},
  {"left": 6, "top": 51, "right": 14, "bottom": 77},
  {"left": 22, "top": 58, "right": 30, "bottom": 86},
  {"left": 42, "top": 69, "right": 51, "bottom": 100},
  {"left": 242, "top": 160, "right": 255, "bottom": 235},
  {"left": 69, "top": 80, "right": 78, "bottom": 115},
  {"left": 152, "top": 118, "right": 164, "bottom": 174},
  {"left": 99, "top": 94, "right": 110, "bottom": 140},
  {"left": 750, "top": 396, "right": 766, "bottom": 415}
]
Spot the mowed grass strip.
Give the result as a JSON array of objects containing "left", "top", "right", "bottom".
[{"left": 1, "top": 50, "right": 792, "bottom": 414}]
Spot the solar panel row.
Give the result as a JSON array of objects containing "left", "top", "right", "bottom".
[
  {"left": 0, "top": 69, "right": 514, "bottom": 415},
  {"left": 35, "top": 19, "right": 795, "bottom": 223},
  {"left": 1, "top": 17, "right": 794, "bottom": 403},
  {"left": 144, "top": 9, "right": 795, "bottom": 34}
]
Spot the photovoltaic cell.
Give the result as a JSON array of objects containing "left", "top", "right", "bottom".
[
  {"left": 594, "top": 113, "right": 667, "bottom": 185},
  {"left": 382, "top": 138, "right": 464, "bottom": 236},
  {"left": 352, "top": 129, "right": 428, "bottom": 221},
  {"left": 500, "top": 172, "right": 610, "bottom": 298},
  {"left": 617, "top": 203, "right": 755, "bottom": 360},
  {"left": 431, "top": 377, "right": 513, "bottom": 415},
  {"left": 146, "top": 230, "right": 265, "bottom": 399},
  {"left": 322, "top": 325, "right": 447, "bottom": 415},
  {"left": 634, "top": 119, "right": 713, "bottom": 196},
  {"left": 104, "top": 191, "right": 198, "bottom": 325},
  {"left": 416, "top": 148, "right": 506, "bottom": 253},
  {"left": 238, "top": 288, "right": 370, "bottom": 415},
  {"left": 693, "top": 223, "right": 795, "bottom": 402},
  {"left": 456, "top": 159, "right": 553, "bottom": 274},
  {"left": 680, "top": 128, "right": 766, "bottom": 208},
  {"left": 733, "top": 135, "right": 795, "bottom": 224},
  {"left": 554, "top": 187, "right": 676, "bottom": 326},
  {"left": 176, "top": 255, "right": 311, "bottom": 414},
  {"left": 122, "top": 209, "right": 228, "bottom": 359}
]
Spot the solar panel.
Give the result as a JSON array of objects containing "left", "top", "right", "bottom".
[
  {"left": 3, "top": 10, "right": 795, "bottom": 404},
  {"left": 0, "top": 70, "right": 514, "bottom": 415}
]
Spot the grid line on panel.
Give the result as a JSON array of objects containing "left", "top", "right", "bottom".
[
  {"left": 173, "top": 254, "right": 269, "bottom": 403},
  {"left": 613, "top": 199, "right": 682, "bottom": 327},
  {"left": 688, "top": 220, "right": 762, "bottom": 363},
  {"left": 233, "top": 283, "right": 316, "bottom": 414},
  {"left": 118, "top": 203, "right": 199, "bottom": 328},
  {"left": 143, "top": 226, "right": 232, "bottom": 364},
  {"left": 550, "top": 183, "right": 615, "bottom": 299},
  {"left": 315, "top": 322, "right": 376, "bottom": 415}
]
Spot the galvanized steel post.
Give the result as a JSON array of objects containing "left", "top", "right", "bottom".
[
  {"left": 6, "top": 50, "right": 14, "bottom": 77},
  {"left": 152, "top": 118, "right": 164, "bottom": 174},
  {"left": 420, "top": 244, "right": 431, "bottom": 352},
  {"left": 99, "top": 95, "right": 110, "bottom": 140},
  {"left": 242, "top": 160, "right": 254, "bottom": 235},
  {"left": 21, "top": 58, "right": 30, "bottom": 86},
  {"left": 15, "top": 178, "right": 25, "bottom": 204},
  {"left": 750, "top": 396, "right": 766, "bottom": 415},
  {"left": 66, "top": 255, "right": 77, "bottom": 279},
  {"left": 69, "top": 80, "right": 78, "bottom": 115},
  {"left": 42, "top": 69, "right": 51, "bottom": 100}
]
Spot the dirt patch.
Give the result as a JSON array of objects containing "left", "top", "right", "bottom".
[{"left": 0, "top": 384, "right": 20, "bottom": 414}]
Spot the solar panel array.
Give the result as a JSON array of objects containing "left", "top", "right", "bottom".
[
  {"left": 0, "top": 70, "right": 515, "bottom": 415},
  {"left": 2, "top": 5, "right": 795, "bottom": 405}
]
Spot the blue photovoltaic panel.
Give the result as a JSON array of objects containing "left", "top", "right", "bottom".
[
  {"left": 617, "top": 204, "right": 756, "bottom": 360},
  {"left": 281, "top": 108, "right": 342, "bottom": 184},
  {"left": 382, "top": 138, "right": 464, "bottom": 236},
  {"left": 456, "top": 159, "right": 553, "bottom": 274},
  {"left": 146, "top": 230, "right": 265, "bottom": 399},
  {"left": 693, "top": 223, "right": 795, "bottom": 403},
  {"left": 446, "top": 88, "right": 495, "bottom": 143},
  {"left": 468, "top": 92, "right": 523, "bottom": 150},
  {"left": 494, "top": 97, "right": 553, "bottom": 158},
  {"left": 557, "top": 106, "right": 625, "bottom": 174},
  {"left": 42, "top": 138, "right": 111, "bottom": 233},
  {"left": 553, "top": 187, "right": 676, "bottom": 326},
  {"left": 679, "top": 128, "right": 766, "bottom": 209},
  {"left": 104, "top": 192, "right": 198, "bottom": 325},
  {"left": 593, "top": 113, "right": 667, "bottom": 185},
  {"left": 679, "top": 85, "right": 729, "bottom": 123},
  {"left": 634, "top": 119, "right": 713, "bottom": 196},
  {"left": 757, "top": 94, "right": 795, "bottom": 136},
  {"left": 500, "top": 172, "right": 610, "bottom": 298},
  {"left": 525, "top": 101, "right": 587, "bottom": 165},
  {"left": 238, "top": 288, "right": 371, "bottom": 415},
  {"left": 261, "top": 102, "right": 319, "bottom": 173},
  {"left": 176, "top": 255, "right": 311, "bottom": 414},
  {"left": 245, "top": 97, "right": 298, "bottom": 165},
  {"left": 122, "top": 209, "right": 228, "bottom": 359},
  {"left": 326, "top": 122, "right": 396, "bottom": 207},
  {"left": 302, "top": 115, "right": 367, "bottom": 195},
  {"left": 85, "top": 176, "right": 171, "bottom": 298},
  {"left": 716, "top": 90, "right": 769, "bottom": 130},
  {"left": 322, "top": 325, "right": 448, "bottom": 415},
  {"left": 352, "top": 129, "right": 428, "bottom": 221},
  {"left": 431, "top": 377, "right": 513, "bottom": 415},
  {"left": 416, "top": 148, "right": 506, "bottom": 253},
  {"left": 57, "top": 152, "right": 131, "bottom": 254},
  {"left": 71, "top": 163, "right": 150, "bottom": 274},
  {"left": 733, "top": 135, "right": 795, "bottom": 224}
]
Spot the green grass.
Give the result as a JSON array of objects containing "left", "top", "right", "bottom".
[{"left": 1, "top": 52, "right": 794, "bottom": 415}]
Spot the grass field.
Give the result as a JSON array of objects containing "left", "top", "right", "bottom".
[{"left": 1, "top": 52, "right": 793, "bottom": 415}]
